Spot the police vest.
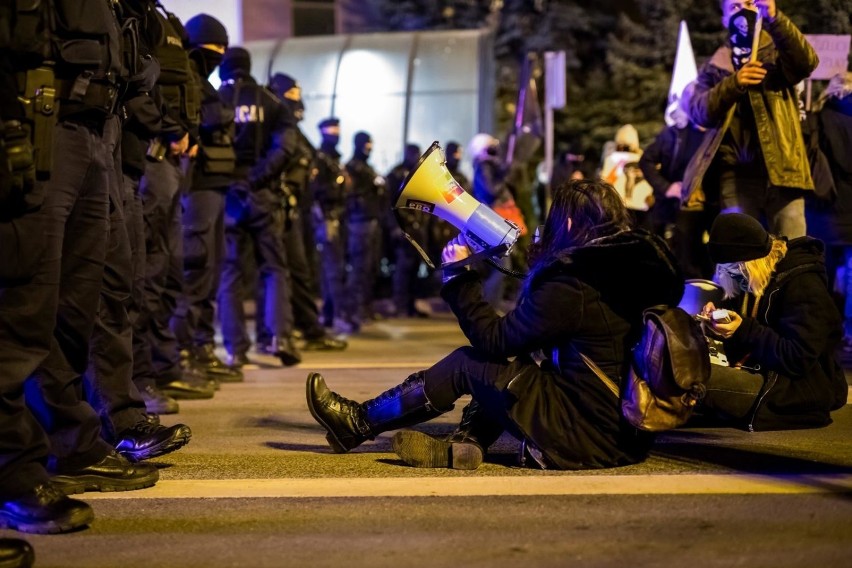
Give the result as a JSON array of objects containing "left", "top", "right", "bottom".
[{"left": 152, "top": 4, "right": 199, "bottom": 127}]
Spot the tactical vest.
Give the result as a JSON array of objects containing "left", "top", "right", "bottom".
[{"left": 152, "top": 4, "right": 199, "bottom": 127}]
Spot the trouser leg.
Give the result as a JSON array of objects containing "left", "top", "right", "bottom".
[
  {"left": 219, "top": 205, "right": 252, "bottom": 357},
  {"left": 138, "top": 158, "right": 184, "bottom": 386},
  {"left": 0, "top": 179, "right": 52, "bottom": 498},
  {"left": 346, "top": 219, "right": 379, "bottom": 325},
  {"left": 84, "top": 151, "right": 147, "bottom": 444},
  {"left": 766, "top": 188, "right": 806, "bottom": 239},
  {"left": 27, "top": 118, "right": 118, "bottom": 470},
  {"left": 285, "top": 213, "right": 325, "bottom": 339},
  {"left": 701, "top": 365, "right": 765, "bottom": 422},
  {"left": 173, "top": 188, "right": 226, "bottom": 349},
  {"left": 251, "top": 189, "right": 294, "bottom": 341},
  {"left": 317, "top": 220, "right": 346, "bottom": 324}
]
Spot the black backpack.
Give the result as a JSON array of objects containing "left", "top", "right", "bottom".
[{"left": 581, "top": 305, "right": 710, "bottom": 431}]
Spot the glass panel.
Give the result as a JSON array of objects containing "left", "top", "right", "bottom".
[
  {"left": 411, "top": 30, "right": 482, "bottom": 93},
  {"left": 407, "top": 93, "right": 478, "bottom": 180}
]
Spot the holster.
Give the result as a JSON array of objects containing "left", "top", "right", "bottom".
[{"left": 18, "top": 65, "right": 57, "bottom": 179}]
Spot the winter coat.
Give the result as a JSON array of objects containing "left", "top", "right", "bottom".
[
  {"left": 721, "top": 237, "right": 847, "bottom": 431},
  {"left": 806, "top": 97, "right": 852, "bottom": 244},
  {"left": 682, "top": 12, "right": 817, "bottom": 205},
  {"left": 441, "top": 230, "right": 684, "bottom": 469}
]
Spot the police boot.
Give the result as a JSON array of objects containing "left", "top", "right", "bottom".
[
  {"left": 306, "top": 372, "right": 449, "bottom": 453},
  {"left": 391, "top": 400, "right": 503, "bottom": 470}
]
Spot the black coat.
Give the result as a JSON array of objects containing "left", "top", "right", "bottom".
[
  {"left": 441, "top": 230, "right": 683, "bottom": 469},
  {"left": 722, "top": 237, "right": 847, "bottom": 430}
]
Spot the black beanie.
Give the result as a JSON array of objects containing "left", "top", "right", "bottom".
[
  {"left": 219, "top": 47, "right": 251, "bottom": 81},
  {"left": 184, "top": 14, "right": 229, "bottom": 47},
  {"left": 269, "top": 73, "right": 298, "bottom": 97},
  {"left": 318, "top": 117, "right": 339, "bottom": 131},
  {"left": 708, "top": 213, "right": 772, "bottom": 263}
]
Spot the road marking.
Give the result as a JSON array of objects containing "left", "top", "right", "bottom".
[{"left": 82, "top": 474, "right": 852, "bottom": 500}]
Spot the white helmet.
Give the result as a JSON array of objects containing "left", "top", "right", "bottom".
[{"left": 467, "top": 133, "right": 499, "bottom": 162}]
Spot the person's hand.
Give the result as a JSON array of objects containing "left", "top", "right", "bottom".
[
  {"left": 441, "top": 234, "right": 471, "bottom": 266},
  {"left": 753, "top": 0, "right": 777, "bottom": 21},
  {"left": 665, "top": 181, "right": 683, "bottom": 199},
  {"left": 170, "top": 133, "right": 189, "bottom": 156},
  {"left": 187, "top": 144, "right": 199, "bottom": 159},
  {"left": 736, "top": 61, "right": 767, "bottom": 88},
  {"left": 702, "top": 302, "right": 743, "bottom": 339},
  {"left": 709, "top": 311, "right": 743, "bottom": 339}
]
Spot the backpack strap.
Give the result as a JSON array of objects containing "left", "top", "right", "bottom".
[{"left": 576, "top": 351, "right": 620, "bottom": 399}]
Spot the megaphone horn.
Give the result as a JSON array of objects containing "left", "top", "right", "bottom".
[{"left": 393, "top": 141, "right": 521, "bottom": 270}]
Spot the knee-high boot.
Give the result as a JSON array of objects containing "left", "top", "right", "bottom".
[
  {"left": 306, "top": 372, "right": 449, "bottom": 453},
  {"left": 391, "top": 400, "right": 504, "bottom": 470}
]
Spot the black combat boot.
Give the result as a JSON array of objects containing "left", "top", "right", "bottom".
[
  {"left": 306, "top": 372, "right": 448, "bottom": 453},
  {"left": 0, "top": 538, "right": 34, "bottom": 567},
  {"left": 391, "top": 400, "right": 504, "bottom": 470}
]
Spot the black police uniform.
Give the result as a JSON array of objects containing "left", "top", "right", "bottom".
[
  {"left": 172, "top": 17, "right": 240, "bottom": 382},
  {"left": 387, "top": 146, "right": 430, "bottom": 317},
  {"left": 344, "top": 135, "right": 386, "bottom": 328},
  {"left": 2, "top": 0, "right": 156, "bottom": 487},
  {"left": 311, "top": 128, "right": 350, "bottom": 328},
  {"left": 217, "top": 49, "right": 298, "bottom": 364}
]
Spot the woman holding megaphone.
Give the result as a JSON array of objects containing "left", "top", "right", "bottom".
[{"left": 306, "top": 179, "right": 682, "bottom": 470}]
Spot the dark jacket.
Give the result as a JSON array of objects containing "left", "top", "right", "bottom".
[
  {"left": 682, "top": 12, "right": 818, "bottom": 205},
  {"left": 807, "top": 97, "right": 852, "bottom": 244},
  {"left": 640, "top": 124, "right": 706, "bottom": 201},
  {"left": 441, "top": 230, "right": 683, "bottom": 469},
  {"left": 345, "top": 155, "right": 386, "bottom": 223},
  {"left": 218, "top": 74, "right": 296, "bottom": 189},
  {"left": 189, "top": 52, "right": 234, "bottom": 191},
  {"left": 472, "top": 157, "right": 512, "bottom": 208},
  {"left": 311, "top": 145, "right": 347, "bottom": 221},
  {"left": 721, "top": 237, "right": 847, "bottom": 431}
]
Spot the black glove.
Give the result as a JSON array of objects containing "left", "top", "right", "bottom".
[{"left": 0, "top": 120, "right": 36, "bottom": 219}]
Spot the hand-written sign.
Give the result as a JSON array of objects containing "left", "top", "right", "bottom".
[{"left": 805, "top": 35, "right": 851, "bottom": 80}]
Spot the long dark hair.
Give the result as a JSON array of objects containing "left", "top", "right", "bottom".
[{"left": 527, "top": 179, "right": 632, "bottom": 271}]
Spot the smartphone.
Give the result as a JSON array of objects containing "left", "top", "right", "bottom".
[{"left": 712, "top": 309, "right": 732, "bottom": 324}]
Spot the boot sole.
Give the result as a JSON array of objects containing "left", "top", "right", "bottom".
[
  {"left": 0, "top": 507, "right": 95, "bottom": 535},
  {"left": 305, "top": 374, "right": 349, "bottom": 454},
  {"left": 118, "top": 428, "right": 193, "bottom": 463},
  {"left": 392, "top": 431, "right": 483, "bottom": 470},
  {"left": 50, "top": 469, "right": 160, "bottom": 496}
]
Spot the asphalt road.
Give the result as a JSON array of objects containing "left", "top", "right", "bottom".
[{"left": 5, "top": 315, "right": 852, "bottom": 567}]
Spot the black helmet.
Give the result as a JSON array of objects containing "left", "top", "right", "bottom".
[{"left": 184, "top": 14, "right": 229, "bottom": 47}]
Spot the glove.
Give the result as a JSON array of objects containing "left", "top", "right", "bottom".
[{"left": 0, "top": 121, "right": 36, "bottom": 218}]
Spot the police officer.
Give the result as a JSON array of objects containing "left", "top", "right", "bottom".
[
  {"left": 2, "top": 0, "right": 157, "bottom": 534},
  {"left": 387, "top": 143, "right": 431, "bottom": 318},
  {"left": 311, "top": 117, "right": 351, "bottom": 329},
  {"left": 217, "top": 47, "right": 300, "bottom": 367},
  {"left": 82, "top": 0, "right": 192, "bottom": 463},
  {"left": 344, "top": 131, "right": 386, "bottom": 330},
  {"left": 174, "top": 14, "right": 244, "bottom": 383},
  {"left": 264, "top": 74, "right": 347, "bottom": 351},
  {"left": 136, "top": 10, "right": 215, "bottom": 401}
]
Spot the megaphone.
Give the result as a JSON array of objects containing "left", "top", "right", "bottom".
[{"left": 393, "top": 141, "right": 522, "bottom": 270}]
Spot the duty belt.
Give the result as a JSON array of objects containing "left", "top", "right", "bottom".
[{"left": 55, "top": 71, "right": 120, "bottom": 115}]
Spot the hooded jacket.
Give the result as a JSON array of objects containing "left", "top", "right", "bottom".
[
  {"left": 682, "top": 12, "right": 818, "bottom": 205},
  {"left": 721, "top": 237, "right": 847, "bottom": 431},
  {"left": 441, "top": 230, "right": 683, "bottom": 469}
]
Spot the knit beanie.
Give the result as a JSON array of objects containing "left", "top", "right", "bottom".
[
  {"left": 708, "top": 213, "right": 772, "bottom": 263},
  {"left": 219, "top": 47, "right": 251, "bottom": 81},
  {"left": 269, "top": 73, "right": 298, "bottom": 97},
  {"left": 184, "top": 14, "right": 229, "bottom": 47}
]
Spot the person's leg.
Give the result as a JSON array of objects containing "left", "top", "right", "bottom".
[
  {"left": 218, "top": 199, "right": 252, "bottom": 362},
  {"left": 700, "top": 364, "right": 766, "bottom": 423},
  {"left": 250, "top": 188, "right": 299, "bottom": 365},
  {"left": 306, "top": 346, "right": 527, "bottom": 455}
]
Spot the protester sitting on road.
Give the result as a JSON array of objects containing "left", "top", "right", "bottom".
[
  {"left": 699, "top": 213, "right": 848, "bottom": 430},
  {"left": 306, "top": 179, "right": 683, "bottom": 470}
]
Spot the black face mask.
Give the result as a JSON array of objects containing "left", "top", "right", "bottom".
[
  {"left": 321, "top": 134, "right": 339, "bottom": 148},
  {"left": 200, "top": 49, "right": 224, "bottom": 75}
]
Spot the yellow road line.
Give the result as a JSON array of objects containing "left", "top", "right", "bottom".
[{"left": 82, "top": 474, "right": 852, "bottom": 499}]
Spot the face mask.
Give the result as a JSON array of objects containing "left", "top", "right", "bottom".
[
  {"left": 446, "top": 155, "right": 459, "bottom": 170},
  {"left": 201, "top": 49, "right": 224, "bottom": 73},
  {"left": 322, "top": 134, "right": 339, "bottom": 147}
]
